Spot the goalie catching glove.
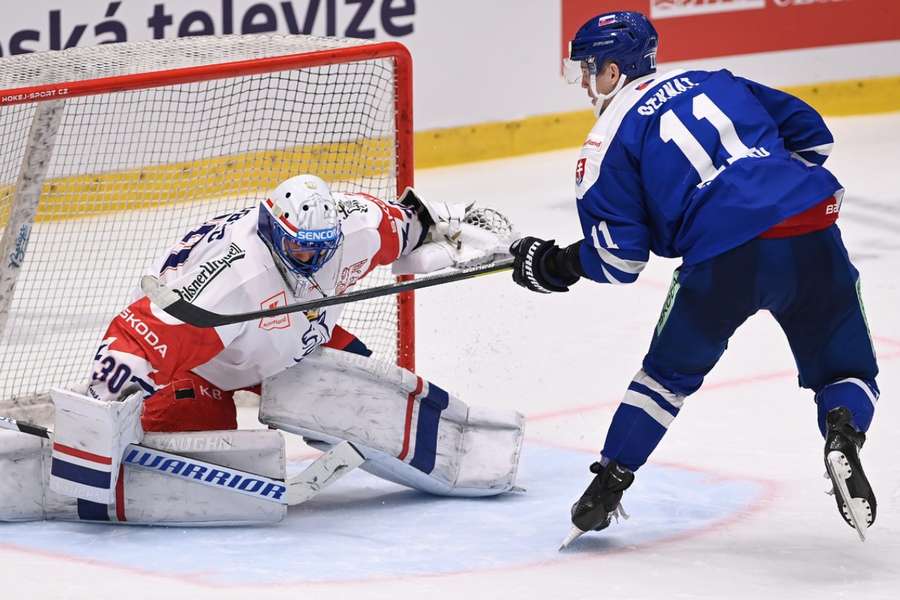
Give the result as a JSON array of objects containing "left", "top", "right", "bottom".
[
  {"left": 392, "top": 188, "right": 517, "bottom": 275},
  {"left": 510, "top": 237, "right": 583, "bottom": 293}
]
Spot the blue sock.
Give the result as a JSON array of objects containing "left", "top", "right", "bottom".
[{"left": 815, "top": 378, "right": 878, "bottom": 436}]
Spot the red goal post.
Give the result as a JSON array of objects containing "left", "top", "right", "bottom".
[{"left": 0, "top": 34, "right": 415, "bottom": 416}]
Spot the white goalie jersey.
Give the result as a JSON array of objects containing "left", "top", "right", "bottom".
[
  {"left": 87, "top": 192, "right": 425, "bottom": 404},
  {"left": 1, "top": 190, "right": 524, "bottom": 525}
]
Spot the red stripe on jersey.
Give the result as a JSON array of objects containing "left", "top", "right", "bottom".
[
  {"left": 363, "top": 195, "right": 403, "bottom": 273},
  {"left": 52, "top": 442, "right": 112, "bottom": 465},
  {"left": 106, "top": 296, "right": 225, "bottom": 387}
]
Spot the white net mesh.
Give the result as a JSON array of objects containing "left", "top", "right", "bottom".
[
  {"left": 0, "top": 34, "right": 368, "bottom": 89},
  {"left": 0, "top": 34, "right": 412, "bottom": 416}
]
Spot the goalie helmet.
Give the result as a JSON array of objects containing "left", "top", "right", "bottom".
[{"left": 257, "top": 174, "right": 344, "bottom": 295}]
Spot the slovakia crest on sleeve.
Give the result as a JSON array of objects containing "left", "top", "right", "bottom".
[{"left": 575, "top": 158, "right": 587, "bottom": 186}]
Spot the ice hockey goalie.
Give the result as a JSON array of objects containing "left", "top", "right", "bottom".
[{"left": 0, "top": 174, "right": 523, "bottom": 525}]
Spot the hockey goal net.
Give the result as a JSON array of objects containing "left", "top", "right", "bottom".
[{"left": 0, "top": 34, "right": 414, "bottom": 419}]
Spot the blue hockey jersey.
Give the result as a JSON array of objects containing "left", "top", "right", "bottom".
[{"left": 575, "top": 69, "right": 842, "bottom": 284}]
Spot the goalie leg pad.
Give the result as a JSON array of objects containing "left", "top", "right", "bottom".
[
  {"left": 0, "top": 430, "right": 48, "bottom": 521},
  {"left": 117, "top": 429, "right": 286, "bottom": 525},
  {"left": 0, "top": 428, "right": 286, "bottom": 525},
  {"left": 259, "top": 348, "right": 525, "bottom": 497},
  {"left": 49, "top": 388, "right": 144, "bottom": 504}
]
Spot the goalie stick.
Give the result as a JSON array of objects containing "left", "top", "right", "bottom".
[
  {"left": 0, "top": 414, "right": 364, "bottom": 506},
  {"left": 141, "top": 257, "right": 515, "bottom": 328}
]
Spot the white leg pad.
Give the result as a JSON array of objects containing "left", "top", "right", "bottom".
[
  {"left": 259, "top": 349, "right": 524, "bottom": 497},
  {"left": 0, "top": 429, "right": 286, "bottom": 525},
  {"left": 0, "top": 430, "right": 48, "bottom": 521},
  {"left": 49, "top": 388, "right": 143, "bottom": 504}
]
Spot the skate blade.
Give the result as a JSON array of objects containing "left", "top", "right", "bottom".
[
  {"left": 558, "top": 526, "right": 586, "bottom": 551},
  {"left": 826, "top": 451, "right": 867, "bottom": 542}
]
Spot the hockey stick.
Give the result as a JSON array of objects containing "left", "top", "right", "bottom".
[
  {"left": 0, "top": 414, "right": 49, "bottom": 439},
  {"left": 141, "top": 257, "right": 515, "bottom": 328},
  {"left": 0, "top": 414, "right": 363, "bottom": 506}
]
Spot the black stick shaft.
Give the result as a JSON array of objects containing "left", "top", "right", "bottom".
[{"left": 142, "top": 257, "right": 514, "bottom": 328}]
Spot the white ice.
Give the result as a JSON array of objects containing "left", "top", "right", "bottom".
[{"left": 1, "top": 112, "right": 899, "bottom": 600}]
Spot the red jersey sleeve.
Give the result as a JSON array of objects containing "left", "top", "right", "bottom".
[{"left": 87, "top": 296, "right": 225, "bottom": 403}]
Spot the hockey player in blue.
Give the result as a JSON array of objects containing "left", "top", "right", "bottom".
[{"left": 509, "top": 11, "right": 880, "bottom": 545}]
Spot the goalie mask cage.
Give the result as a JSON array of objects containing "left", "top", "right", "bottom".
[{"left": 0, "top": 34, "right": 414, "bottom": 417}]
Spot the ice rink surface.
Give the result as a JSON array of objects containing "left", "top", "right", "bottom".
[{"left": 1, "top": 112, "right": 899, "bottom": 599}]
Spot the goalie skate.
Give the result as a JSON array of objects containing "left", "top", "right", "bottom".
[{"left": 824, "top": 407, "right": 876, "bottom": 541}]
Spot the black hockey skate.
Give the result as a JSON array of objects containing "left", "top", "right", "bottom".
[
  {"left": 824, "top": 407, "right": 876, "bottom": 541},
  {"left": 559, "top": 460, "right": 634, "bottom": 550}
]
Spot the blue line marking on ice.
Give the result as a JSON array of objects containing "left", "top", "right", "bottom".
[{"left": 0, "top": 444, "right": 766, "bottom": 585}]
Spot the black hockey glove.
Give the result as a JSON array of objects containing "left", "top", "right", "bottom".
[{"left": 510, "top": 237, "right": 583, "bottom": 293}]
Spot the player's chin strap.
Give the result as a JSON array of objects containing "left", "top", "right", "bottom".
[{"left": 590, "top": 73, "right": 627, "bottom": 117}]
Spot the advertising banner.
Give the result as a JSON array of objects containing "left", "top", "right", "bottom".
[
  {"left": 0, "top": 0, "right": 417, "bottom": 56},
  {"left": 562, "top": 0, "right": 900, "bottom": 62}
]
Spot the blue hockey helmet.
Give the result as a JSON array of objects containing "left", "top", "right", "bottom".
[
  {"left": 565, "top": 11, "right": 658, "bottom": 82},
  {"left": 258, "top": 174, "right": 344, "bottom": 295}
]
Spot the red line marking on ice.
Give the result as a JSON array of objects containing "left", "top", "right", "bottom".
[
  {"left": 0, "top": 543, "right": 215, "bottom": 588},
  {"left": 217, "top": 438, "right": 778, "bottom": 590},
  {"left": 6, "top": 344, "right": 893, "bottom": 589},
  {"left": 527, "top": 346, "right": 900, "bottom": 423},
  {"left": 701, "top": 369, "right": 795, "bottom": 391},
  {"left": 873, "top": 335, "right": 900, "bottom": 348},
  {"left": 0, "top": 439, "right": 777, "bottom": 591}
]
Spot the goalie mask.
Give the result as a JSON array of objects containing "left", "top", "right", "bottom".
[{"left": 258, "top": 174, "right": 344, "bottom": 297}]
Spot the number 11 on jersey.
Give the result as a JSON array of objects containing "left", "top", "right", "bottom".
[{"left": 660, "top": 92, "right": 769, "bottom": 187}]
